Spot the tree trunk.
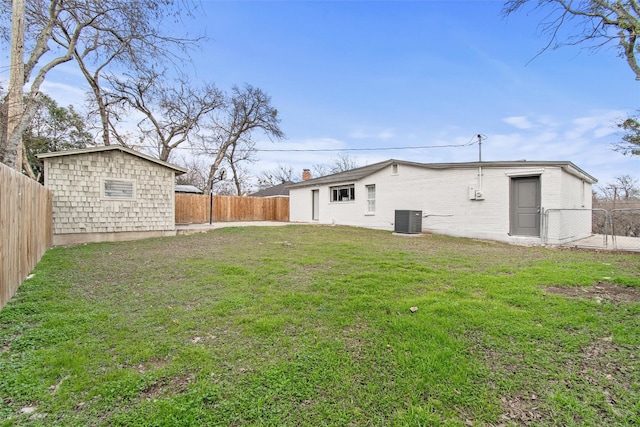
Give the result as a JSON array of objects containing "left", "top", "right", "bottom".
[
  {"left": 22, "top": 144, "right": 36, "bottom": 180},
  {"left": 75, "top": 57, "right": 112, "bottom": 146},
  {"left": 204, "top": 138, "right": 235, "bottom": 194},
  {"left": 205, "top": 156, "right": 225, "bottom": 194},
  {"left": 6, "top": 0, "right": 25, "bottom": 170},
  {"left": 230, "top": 159, "right": 241, "bottom": 195}
]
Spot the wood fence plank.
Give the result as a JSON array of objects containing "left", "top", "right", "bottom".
[
  {"left": 175, "top": 194, "right": 289, "bottom": 224},
  {"left": 1, "top": 163, "right": 52, "bottom": 310}
]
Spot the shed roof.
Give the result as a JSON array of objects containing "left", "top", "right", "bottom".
[
  {"left": 36, "top": 146, "right": 187, "bottom": 174},
  {"left": 175, "top": 185, "right": 203, "bottom": 194},
  {"left": 287, "top": 159, "right": 597, "bottom": 188}
]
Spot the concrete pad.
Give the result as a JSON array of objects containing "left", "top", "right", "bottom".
[{"left": 176, "top": 221, "right": 292, "bottom": 235}]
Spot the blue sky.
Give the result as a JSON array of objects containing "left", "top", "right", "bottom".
[{"left": 4, "top": 0, "right": 639, "bottom": 187}]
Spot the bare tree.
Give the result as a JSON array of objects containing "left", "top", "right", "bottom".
[
  {"left": 225, "top": 139, "right": 257, "bottom": 195},
  {"left": 329, "top": 151, "right": 359, "bottom": 173},
  {"left": 502, "top": 0, "right": 640, "bottom": 80},
  {"left": 105, "top": 71, "right": 224, "bottom": 162},
  {"left": 63, "top": 3, "right": 201, "bottom": 147},
  {"left": 312, "top": 163, "right": 330, "bottom": 178},
  {"left": 1, "top": 0, "right": 197, "bottom": 168},
  {"left": 594, "top": 175, "right": 640, "bottom": 237},
  {"left": 311, "top": 152, "right": 359, "bottom": 177},
  {"left": 597, "top": 175, "right": 640, "bottom": 200},
  {"left": 210, "top": 179, "right": 237, "bottom": 196},
  {"left": 257, "top": 164, "right": 296, "bottom": 188},
  {"left": 198, "top": 84, "right": 285, "bottom": 193},
  {"left": 175, "top": 156, "right": 209, "bottom": 191}
]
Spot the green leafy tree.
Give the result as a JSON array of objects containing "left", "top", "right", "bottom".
[
  {"left": 615, "top": 115, "right": 640, "bottom": 156},
  {"left": 24, "top": 94, "right": 93, "bottom": 181}
]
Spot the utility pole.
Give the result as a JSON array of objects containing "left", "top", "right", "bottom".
[{"left": 6, "top": 0, "right": 26, "bottom": 171}]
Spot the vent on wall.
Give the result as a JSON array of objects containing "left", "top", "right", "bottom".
[
  {"left": 104, "top": 179, "right": 134, "bottom": 199},
  {"left": 394, "top": 210, "right": 422, "bottom": 234}
]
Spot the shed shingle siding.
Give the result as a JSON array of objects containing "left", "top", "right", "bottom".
[{"left": 44, "top": 150, "right": 175, "bottom": 235}]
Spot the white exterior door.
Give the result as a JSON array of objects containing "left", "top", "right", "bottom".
[{"left": 312, "top": 189, "right": 319, "bottom": 221}]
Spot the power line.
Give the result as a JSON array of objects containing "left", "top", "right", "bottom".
[
  {"left": 126, "top": 134, "right": 486, "bottom": 155},
  {"left": 253, "top": 142, "right": 474, "bottom": 152},
  {"left": 140, "top": 140, "right": 482, "bottom": 153}
]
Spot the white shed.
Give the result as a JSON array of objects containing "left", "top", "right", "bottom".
[
  {"left": 288, "top": 159, "right": 597, "bottom": 245},
  {"left": 37, "top": 146, "right": 186, "bottom": 245}
]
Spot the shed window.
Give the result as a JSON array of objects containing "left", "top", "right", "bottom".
[
  {"left": 104, "top": 179, "right": 134, "bottom": 199},
  {"left": 330, "top": 184, "right": 355, "bottom": 202}
]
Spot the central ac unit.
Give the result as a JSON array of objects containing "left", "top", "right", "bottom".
[{"left": 394, "top": 210, "right": 422, "bottom": 234}]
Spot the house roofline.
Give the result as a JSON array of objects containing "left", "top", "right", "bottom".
[
  {"left": 35, "top": 146, "right": 187, "bottom": 174},
  {"left": 418, "top": 160, "right": 597, "bottom": 183},
  {"left": 287, "top": 159, "right": 597, "bottom": 188}
]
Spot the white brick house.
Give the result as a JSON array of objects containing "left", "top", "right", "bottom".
[
  {"left": 288, "top": 159, "right": 597, "bottom": 245},
  {"left": 37, "top": 146, "right": 186, "bottom": 245}
]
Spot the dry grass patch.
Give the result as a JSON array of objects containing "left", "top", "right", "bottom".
[{"left": 545, "top": 281, "right": 640, "bottom": 304}]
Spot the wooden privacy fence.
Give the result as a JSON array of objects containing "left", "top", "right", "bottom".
[
  {"left": 175, "top": 194, "right": 289, "bottom": 224},
  {"left": 1, "top": 163, "right": 53, "bottom": 310}
]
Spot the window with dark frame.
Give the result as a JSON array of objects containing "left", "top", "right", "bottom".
[{"left": 330, "top": 184, "right": 355, "bottom": 202}]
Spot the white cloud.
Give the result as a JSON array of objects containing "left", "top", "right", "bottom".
[
  {"left": 565, "top": 111, "right": 624, "bottom": 140},
  {"left": 476, "top": 109, "right": 636, "bottom": 185},
  {"left": 593, "top": 126, "right": 617, "bottom": 139},
  {"left": 502, "top": 116, "right": 533, "bottom": 130},
  {"left": 348, "top": 128, "right": 396, "bottom": 140},
  {"left": 537, "top": 131, "right": 559, "bottom": 143}
]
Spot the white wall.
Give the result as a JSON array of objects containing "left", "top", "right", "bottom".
[
  {"left": 543, "top": 168, "right": 594, "bottom": 244},
  {"left": 289, "top": 163, "right": 593, "bottom": 245}
]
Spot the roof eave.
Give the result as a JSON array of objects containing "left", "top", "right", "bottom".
[{"left": 36, "top": 146, "right": 187, "bottom": 174}]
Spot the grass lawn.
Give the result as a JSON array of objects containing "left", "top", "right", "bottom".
[{"left": 1, "top": 225, "right": 639, "bottom": 426}]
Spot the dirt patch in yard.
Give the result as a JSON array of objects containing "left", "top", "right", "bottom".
[
  {"left": 498, "top": 392, "right": 551, "bottom": 426},
  {"left": 544, "top": 282, "right": 640, "bottom": 304},
  {"left": 140, "top": 374, "right": 193, "bottom": 401}
]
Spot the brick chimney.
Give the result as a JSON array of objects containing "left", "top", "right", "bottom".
[{"left": 302, "top": 169, "right": 311, "bottom": 181}]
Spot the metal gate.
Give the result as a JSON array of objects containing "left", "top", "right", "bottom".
[
  {"left": 543, "top": 208, "right": 639, "bottom": 251},
  {"left": 610, "top": 208, "right": 640, "bottom": 251}
]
